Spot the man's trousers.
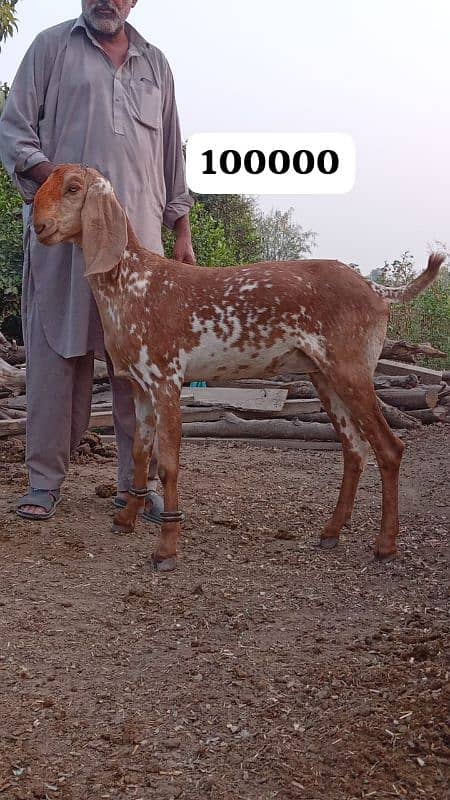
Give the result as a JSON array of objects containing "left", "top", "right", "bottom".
[{"left": 25, "top": 300, "right": 157, "bottom": 492}]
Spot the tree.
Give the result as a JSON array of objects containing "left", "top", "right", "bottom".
[
  {"left": 379, "top": 250, "right": 416, "bottom": 286},
  {"left": 385, "top": 247, "right": 450, "bottom": 367},
  {"left": 193, "top": 193, "right": 262, "bottom": 265},
  {"left": 255, "top": 207, "right": 316, "bottom": 262},
  {"left": 0, "top": 82, "right": 8, "bottom": 114},
  {"left": 368, "top": 267, "right": 384, "bottom": 282},
  {"left": 163, "top": 202, "right": 236, "bottom": 267},
  {"left": 0, "top": 80, "right": 23, "bottom": 335},
  {"left": 0, "top": 0, "right": 18, "bottom": 49},
  {"left": 0, "top": 150, "right": 23, "bottom": 332},
  {"left": 1, "top": 4, "right": 22, "bottom": 336}
]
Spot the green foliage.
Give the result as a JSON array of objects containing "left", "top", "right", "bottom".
[
  {"left": 379, "top": 250, "right": 416, "bottom": 286},
  {"left": 368, "top": 267, "right": 384, "bottom": 282},
  {"left": 163, "top": 202, "right": 236, "bottom": 267},
  {"left": 0, "top": 164, "right": 23, "bottom": 329},
  {"left": 194, "top": 193, "right": 263, "bottom": 265},
  {"left": 0, "top": 82, "right": 23, "bottom": 331},
  {"left": 381, "top": 251, "right": 450, "bottom": 367},
  {"left": 0, "top": 82, "right": 8, "bottom": 115},
  {"left": 0, "top": 0, "right": 18, "bottom": 49},
  {"left": 256, "top": 207, "right": 316, "bottom": 261}
]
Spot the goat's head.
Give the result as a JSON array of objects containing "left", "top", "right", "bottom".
[{"left": 33, "top": 164, "right": 127, "bottom": 276}]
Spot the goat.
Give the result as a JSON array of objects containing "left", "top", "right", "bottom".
[{"left": 32, "top": 165, "right": 444, "bottom": 571}]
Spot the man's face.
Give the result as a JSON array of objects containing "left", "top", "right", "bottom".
[{"left": 82, "top": 0, "right": 137, "bottom": 36}]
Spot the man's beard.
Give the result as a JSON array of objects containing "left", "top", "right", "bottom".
[{"left": 82, "top": 1, "right": 127, "bottom": 35}]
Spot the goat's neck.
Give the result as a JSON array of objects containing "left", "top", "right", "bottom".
[
  {"left": 123, "top": 220, "right": 143, "bottom": 261},
  {"left": 88, "top": 219, "right": 159, "bottom": 296}
]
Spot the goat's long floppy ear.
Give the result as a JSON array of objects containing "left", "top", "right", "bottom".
[{"left": 81, "top": 181, "right": 128, "bottom": 276}]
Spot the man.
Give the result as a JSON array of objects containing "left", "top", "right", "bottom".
[{"left": 0, "top": 0, "right": 195, "bottom": 519}]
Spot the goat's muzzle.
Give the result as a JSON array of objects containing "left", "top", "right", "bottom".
[{"left": 33, "top": 219, "right": 58, "bottom": 243}]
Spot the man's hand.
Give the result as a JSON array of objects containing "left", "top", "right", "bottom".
[
  {"left": 22, "top": 161, "right": 55, "bottom": 186},
  {"left": 173, "top": 214, "right": 196, "bottom": 265},
  {"left": 173, "top": 236, "right": 196, "bottom": 265}
]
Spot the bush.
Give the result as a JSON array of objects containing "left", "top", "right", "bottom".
[
  {"left": 163, "top": 202, "right": 237, "bottom": 267},
  {"left": 0, "top": 164, "right": 23, "bottom": 332},
  {"left": 388, "top": 270, "right": 450, "bottom": 368}
]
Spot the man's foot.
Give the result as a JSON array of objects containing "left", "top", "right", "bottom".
[{"left": 16, "top": 489, "right": 62, "bottom": 520}]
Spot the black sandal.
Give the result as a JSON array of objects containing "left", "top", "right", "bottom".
[{"left": 16, "top": 489, "right": 62, "bottom": 520}]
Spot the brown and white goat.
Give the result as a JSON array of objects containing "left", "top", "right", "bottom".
[{"left": 33, "top": 165, "right": 444, "bottom": 571}]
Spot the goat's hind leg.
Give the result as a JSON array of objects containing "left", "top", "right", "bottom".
[
  {"left": 320, "top": 371, "right": 404, "bottom": 560},
  {"left": 112, "top": 384, "right": 156, "bottom": 534},
  {"left": 310, "top": 374, "right": 369, "bottom": 549}
]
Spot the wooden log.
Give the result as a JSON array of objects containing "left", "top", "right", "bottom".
[
  {"left": 91, "top": 390, "right": 113, "bottom": 405},
  {"left": 0, "top": 357, "right": 26, "bottom": 393},
  {"left": 0, "top": 342, "right": 26, "bottom": 366},
  {"left": 89, "top": 410, "right": 114, "bottom": 429},
  {"left": 92, "top": 383, "right": 111, "bottom": 395},
  {"left": 373, "top": 374, "right": 419, "bottom": 389},
  {"left": 182, "top": 412, "right": 338, "bottom": 441},
  {"left": 207, "top": 378, "right": 314, "bottom": 391},
  {"left": 182, "top": 387, "right": 289, "bottom": 412},
  {"left": 442, "top": 371, "right": 450, "bottom": 384},
  {"left": 0, "top": 405, "right": 27, "bottom": 419},
  {"left": 293, "top": 412, "right": 330, "bottom": 423},
  {"left": 221, "top": 379, "right": 319, "bottom": 399},
  {"left": 375, "top": 386, "right": 440, "bottom": 410},
  {"left": 88, "top": 397, "right": 322, "bottom": 425},
  {"left": 241, "top": 398, "right": 321, "bottom": 417},
  {"left": 0, "top": 418, "right": 26, "bottom": 438},
  {"left": 380, "top": 338, "right": 446, "bottom": 362},
  {"left": 181, "top": 406, "right": 227, "bottom": 423},
  {"left": 407, "top": 406, "right": 448, "bottom": 424},
  {"left": 181, "top": 398, "right": 322, "bottom": 423},
  {"left": 90, "top": 401, "right": 113, "bottom": 412},
  {"left": 208, "top": 378, "right": 296, "bottom": 388},
  {"left": 211, "top": 375, "right": 419, "bottom": 392},
  {"left": 377, "top": 401, "right": 421, "bottom": 429},
  {"left": 376, "top": 359, "right": 443, "bottom": 384},
  {"left": 295, "top": 404, "right": 422, "bottom": 430},
  {"left": 3, "top": 394, "right": 27, "bottom": 411},
  {"left": 94, "top": 359, "right": 109, "bottom": 382}
]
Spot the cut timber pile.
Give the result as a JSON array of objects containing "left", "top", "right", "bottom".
[{"left": 0, "top": 333, "right": 449, "bottom": 448}]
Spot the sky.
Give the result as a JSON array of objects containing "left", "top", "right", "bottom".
[{"left": 1, "top": 0, "right": 449, "bottom": 274}]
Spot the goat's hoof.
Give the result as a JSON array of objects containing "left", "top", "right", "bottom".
[
  {"left": 152, "top": 554, "right": 177, "bottom": 572},
  {"left": 319, "top": 536, "right": 339, "bottom": 550},
  {"left": 112, "top": 522, "right": 135, "bottom": 535}
]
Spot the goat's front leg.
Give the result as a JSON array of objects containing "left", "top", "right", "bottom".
[
  {"left": 113, "top": 384, "right": 155, "bottom": 534},
  {"left": 152, "top": 383, "right": 183, "bottom": 572}
]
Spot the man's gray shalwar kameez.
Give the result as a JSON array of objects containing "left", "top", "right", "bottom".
[{"left": 0, "top": 16, "right": 193, "bottom": 491}]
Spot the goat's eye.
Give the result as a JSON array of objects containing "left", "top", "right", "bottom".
[{"left": 67, "top": 185, "right": 80, "bottom": 194}]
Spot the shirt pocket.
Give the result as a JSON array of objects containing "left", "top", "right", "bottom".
[{"left": 128, "top": 77, "right": 162, "bottom": 130}]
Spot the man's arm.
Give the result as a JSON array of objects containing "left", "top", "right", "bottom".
[
  {"left": 0, "top": 32, "right": 54, "bottom": 200},
  {"left": 160, "top": 57, "right": 196, "bottom": 265},
  {"left": 173, "top": 213, "right": 196, "bottom": 265},
  {"left": 22, "top": 161, "right": 54, "bottom": 186}
]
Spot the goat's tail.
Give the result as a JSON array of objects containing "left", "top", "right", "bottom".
[{"left": 369, "top": 252, "right": 446, "bottom": 304}]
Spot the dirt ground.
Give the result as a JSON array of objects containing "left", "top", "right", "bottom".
[{"left": 0, "top": 427, "right": 448, "bottom": 800}]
